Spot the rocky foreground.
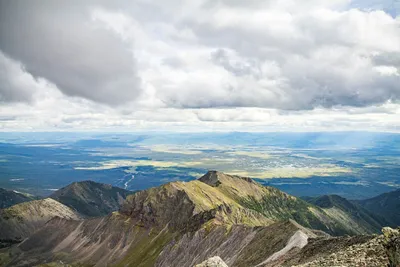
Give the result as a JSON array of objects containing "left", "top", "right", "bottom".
[{"left": 198, "top": 227, "right": 400, "bottom": 267}]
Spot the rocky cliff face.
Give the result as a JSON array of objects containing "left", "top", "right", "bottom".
[
  {"left": 1, "top": 171, "right": 397, "bottom": 267},
  {"left": 383, "top": 227, "right": 400, "bottom": 267}
]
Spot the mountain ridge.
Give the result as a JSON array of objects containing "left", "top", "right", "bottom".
[
  {"left": 2, "top": 171, "right": 398, "bottom": 266},
  {"left": 0, "top": 198, "right": 80, "bottom": 246},
  {"left": 355, "top": 189, "right": 400, "bottom": 227},
  {"left": 0, "top": 188, "right": 33, "bottom": 209},
  {"left": 50, "top": 180, "right": 132, "bottom": 217},
  {"left": 302, "top": 194, "right": 389, "bottom": 235}
]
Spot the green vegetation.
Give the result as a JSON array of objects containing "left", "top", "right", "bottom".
[
  {"left": 305, "top": 195, "right": 388, "bottom": 233},
  {"left": 356, "top": 189, "right": 400, "bottom": 227},
  {"left": 0, "top": 252, "right": 11, "bottom": 266},
  {"left": 115, "top": 228, "right": 176, "bottom": 267}
]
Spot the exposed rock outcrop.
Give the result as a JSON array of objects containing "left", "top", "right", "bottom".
[
  {"left": 195, "top": 256, "right": 228, "bottom": 267},
  {"left": 383, "top": 227, "right": 400, "bottom": 267}
]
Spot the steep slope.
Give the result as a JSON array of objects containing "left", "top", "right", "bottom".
[
  {"left": 198, "top": 171, "right": 379, "bottom": 235},
  {"left": 0, "top": 188, "right": 33, "bottom": 209},
  {"left": 7, "top": 217, "right": 316, "bottom": 267},
  {"left": 0, "top": 198, "right": 80, "bottom": 243},
  {"left": 50, "top": 180, "right": 132, "bottom": 217},
  {"left": 155, "top": 219, "right": 318, "bottom": 267},
  {"left": 2, "top": 171, "right": 389, "bottom": 267},
  {"left": 356, "top": 189, "right": 400, "bottom": 227},
  {"left": 303, "top": 194, "right": 388, "bottom": 234}
]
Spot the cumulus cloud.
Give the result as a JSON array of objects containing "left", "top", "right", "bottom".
[
  {"left": 169, "top": 3, "right": 400, "bottom": 109},
  {"left": 0, "top": 0, "right": 399, "bottom": 131},
  {"left": 0, "top": 51, "right": 41, "bottom": 103},
  {"left": 0, "top": 0, "right": 140, "bottom": 105}
]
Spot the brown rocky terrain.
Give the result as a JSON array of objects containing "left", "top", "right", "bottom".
[
  {"left": 0, "top": 171, "right": 398, "bottom": 267},
  {"left": 0, "top": 198, "right": 80, "bottom": 243}
]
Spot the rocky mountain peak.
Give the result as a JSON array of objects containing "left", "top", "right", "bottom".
[
  {"left": 198, "top": 170, "right": 223, "bottom": 187},
  {"left": 198, "top": 170, "right": 255, "bottom": 187}
]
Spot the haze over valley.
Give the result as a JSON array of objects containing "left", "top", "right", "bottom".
[{"left": 1, "top": 132, "right": 399, "bottom": 200}]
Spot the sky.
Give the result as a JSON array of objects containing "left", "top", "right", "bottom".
[{"left": 0, "top": 0, "right": 399, "bottom": 132}]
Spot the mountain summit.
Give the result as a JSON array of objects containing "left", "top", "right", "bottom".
[
  {"left": 198, "top": 170, "right": 255, "bottom": 187},
  {"left": 50, "top": 180, "right": 132, "bottom": 217}
]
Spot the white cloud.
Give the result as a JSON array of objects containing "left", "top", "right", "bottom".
[
  {"left": 0, "top": 0, "right": 399, "bottom": 131},
  {"left": 0, "top": 51, "right": 42, "bottom": 103}
]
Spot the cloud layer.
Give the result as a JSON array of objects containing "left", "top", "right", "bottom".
[{"left": 0, "top": 0, "right": 399, "bottom": 131}]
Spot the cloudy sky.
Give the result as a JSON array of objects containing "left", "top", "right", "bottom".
[{"left": 0, "top": 0, "right": 399, "bottom": 132}]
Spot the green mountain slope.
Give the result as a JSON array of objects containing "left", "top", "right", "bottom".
[
  {"left": 2, "top": 171, "right": 392, "bottom": 267},
  {"left": 50, "top": 180, "right": 132, "bottom": 217},
  {"left": 197, "top": 171, "right": 381, "bottom": 235},
  {"left": 0, "top": 188, "right": 33, "bottom": 209},
  {"left": 356, "top": 189, "right": 400, "bottom": 227},
  {"left": 302, "top": 194, "right": 389, "bottom": 234}
]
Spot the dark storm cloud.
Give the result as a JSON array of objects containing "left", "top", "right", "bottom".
[{"left": 0, "top": 0, "right": 140, "bottom": 105}]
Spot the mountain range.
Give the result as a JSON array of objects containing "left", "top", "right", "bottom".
[
  {"left": 0, "top": 171, "right": 399, "bottom": 266},
  {"left": 0, "top": 181, "right": 132, "bottom": 250}
]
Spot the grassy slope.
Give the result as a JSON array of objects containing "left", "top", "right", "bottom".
[
  {"left": 304, "top": 195, "right": 389, "bottom": 234},
  {"left": 200, "top": 171, "right": 380, "bottom": 236}
]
